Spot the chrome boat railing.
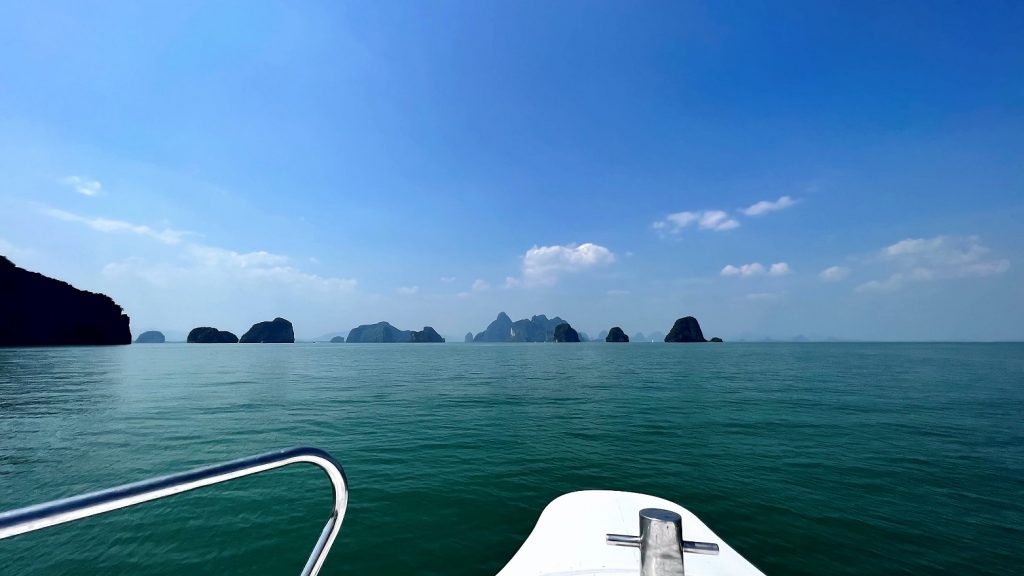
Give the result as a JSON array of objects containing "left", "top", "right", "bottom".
[{"left": 0, "top": 446, "right": 348, "bottom": 576}]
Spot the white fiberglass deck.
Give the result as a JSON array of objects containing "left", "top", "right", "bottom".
[{"left": 498, "top": 491, "right": 764, "bottom": 576}]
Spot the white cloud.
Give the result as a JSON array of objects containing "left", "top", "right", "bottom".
[
  {"left": 397, "top": 285, "right": 419, "bottom": 295},
  {"left": 43, "top": 207, "right": 187, "bottom": 245},
  {"left": 440, "top": 276, "right": 456, "bottom": 283},
  {"left": 741, "top": 195, "right": 796, "bottom": 216},
  {"left": 721, "top": 261, "right": 789, "bottom": 278},
  {"left": 518, "top": 242, "right": 616, "bottom": 286},
  {"left": 104, "top": 245, "right": 357, "bottom": 293},
  {"left": 859, "top": 235, "right": 1008, "bottom": 293},
  {"left": 503, "top": 276, "right": 521, "bottom": 289},
  {"left": 471, "top": 279, "right": 490, "bottom": 292},
  {"left": 654, "top": 210, "right": 739, "bottom": 234},
  {"left": 856, "top": 273, "right": 905, "bottom": 293},
  {"left": 60, "top": 176, "right": 102, "bottom": 197},
  {"left": 721, "top": 263, "right": 765, "bottom": 277},
  {"left": 819, "top": 265, "right": 850, "bottom": 282},
  {"left": 0, "top": 237, "right": 32, "bottom": 261}
]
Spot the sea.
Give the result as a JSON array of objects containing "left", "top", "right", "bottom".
[{"left": 0, "top": 343, "right": 1021, "bottom": 575}]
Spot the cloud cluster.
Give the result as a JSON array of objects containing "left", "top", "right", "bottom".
[
  {"left": 741, "top": 195, "right": 796, "bottom": 216},
  {"left": 518, "top": 242, "right": 616, "bottom": 286},
  {"left": 721, "top": 262, "right": 790, "bottom": 277},
  {"left": 819, "top": 265, "right": 851, "bottom": 282},
  {"left": 45, "top": 207, "right": 356, "bottom": 294},
  {"left": 653, "top": 210, "right": 739, "bottom": 233},
  {"left": 397, "top": 285, "right": 419, "bottom": 295},
  {"left": 857, "top": 236, "right": 1008, "bottom": 293},
  {"left": 60, "top": 176, "right": 103, "bottom": 197},
  {"left": 44, "top": 208, "right": 187, "bottom": 245},
  {"left": 654, "top": 195, "right": 796, "bottom": 236}
]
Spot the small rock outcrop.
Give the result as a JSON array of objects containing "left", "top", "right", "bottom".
[
  {"left": 330, "top": 336, "right": 345, "bottom": 343},
  {"left": 710, "top": 337, "right": 724, "bottom": 343},
  {"left": 187, "top": 327, "right": 238, "bottom": 343},
  {"left": 464, "top": 332, "right": 473, "bottom": 343},
  {"left": 553, "top": 323, "right": 580, "bottom": 343},
  {"left": 411, "top": 326, "right": 445, "bottom": 343},
  {"left": 664, "top": 317, "right": 707, "bottom": 343},
  {"left": 633, "top": 332, "right": 647, "bottom": 342},
  {"left": 346, "top": 321, "right": 413, "bottom": 343},
  {"left": 596, "top": 330, "right": 609, "bottom": 341},
  {"left": 606, "top": 327, "right": 629, "bottom": 342},
  {"left": 0, "top": 256, "right": 131, "bottom": 346},
  {"left": 240, "top": 317, "right": 295, "bottom": 343},
  {"left": 135, "top": 331, "right": 165, "bottom": 344}
]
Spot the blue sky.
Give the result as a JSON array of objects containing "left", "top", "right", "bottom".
[{"left": 1, "top": 1, "right": 1021, "bottom": 340}]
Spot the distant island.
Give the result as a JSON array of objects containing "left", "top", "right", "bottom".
[
  {"left": 187, "top": 327, "right": 238, "bottom": 343},
  {"left": 344, "top": 321, "right": 445, "bottom": 343},
  {"left": 0, "top": 256, "right": 730, "bottom": 348},
  {"left": 135, "top": 331, "right": 165, "bottom": 344},
  {"left": 606, "top": 327, "right": 629, "bottom": 342},
  {"left": 472, "top": 312, "right": 570, "bottom": 343},
  {"left": 240, "top": 317, "right": 294, "bottom": 343},
  {"left": 553, "top": 322, "right": 581, "bottom": 342},
  {"left": 665, "top": 316, "right": 707, "bottom": 342},
  {"left": 0, "top": 256, "right": 131, "bottom": 346}
]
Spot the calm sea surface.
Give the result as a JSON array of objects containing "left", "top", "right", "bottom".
[{"left": 0, "top": 343, "right": 1021, "bottom": 575}]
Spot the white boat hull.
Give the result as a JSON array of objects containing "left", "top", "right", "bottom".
[{"left": 498, "top": 490, "right": 764, "bottom": 576}]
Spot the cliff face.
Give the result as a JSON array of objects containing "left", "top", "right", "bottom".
[
  {"left": 473, "top": 312, "right": 513, "bottom": 342},
  {"left": 464, "top": 332, "right": 473, "bottom": 343},
  {"left": 664, "top": 317, "right": 707, "bottom": 343},
  {"left": 410, "top": 326, "right": 445, "bottom": 343},
  {"left": 187, "top": 327, "right": 238, "bottom": 343},
  {"left": 553, "top": 323, "right": 580, "bottom": 343},
  {"left": 346, "top": 321, "right": 413, "bottom": 343},
  {"left": 240, "top": 317, "right": 295, "bottom": 343},
  {"left": 474, "top": 312, "right": 568, "bottom": 342},
  {"left": 606, "top": 327, "right": 629, "bottom": 343},
  {"left": 135, "top": 331, "right": 165, "bottom": 344},
  {"left": 0, "top": 256, "right": 131, "bottom": 346},
  {"left": 330, "top": 336, "right": 345, "bottom": 343}
]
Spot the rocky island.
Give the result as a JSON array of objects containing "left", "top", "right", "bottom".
[
  {"left": 410, "top": 327, "right": 445, "bottom": 343},
  {"left": 0, "top": 256, "right": 131, "bottom": 346},
  {"left": 664, "top": 316, "right": 707, "bottom": 343},
  {"left": 606, "top": 327, "right": 629, "bottom": 342},
  {"left": 135, "top": 331, "right": 165, "bottom": 344},
  {"left": 240, "top": 317, "right": 295, "bottom": 343},
  {"left": 472, "top": 312, "right": 571, "bottom": 343},
  {"left": 330, "top": 336, "right": 345, "bottom": 343},
  {"left": 344, "top": 321, "right": 445, "bottom": 343},
  {"left": 187, "top": 327, "right": 238, "bottom": 343},
  {"left": 553, "top": 322, "right": 580, "bottom": 342}
]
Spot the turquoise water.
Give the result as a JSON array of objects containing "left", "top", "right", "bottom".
[{"left": 0, "top": 343, "right": 1021, "bottom": 575}]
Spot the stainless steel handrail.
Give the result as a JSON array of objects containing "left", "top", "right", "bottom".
[{"left": 0, "top": 447, "right": 348, "bottom": 576}]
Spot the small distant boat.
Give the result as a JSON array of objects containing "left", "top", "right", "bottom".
[{"left": 0, "top": 448, "right": 763, "bottom": 575}]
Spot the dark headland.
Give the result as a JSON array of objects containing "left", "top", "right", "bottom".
[{"left": 0, "top": 256, "right": 131, "bottom": 346}]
